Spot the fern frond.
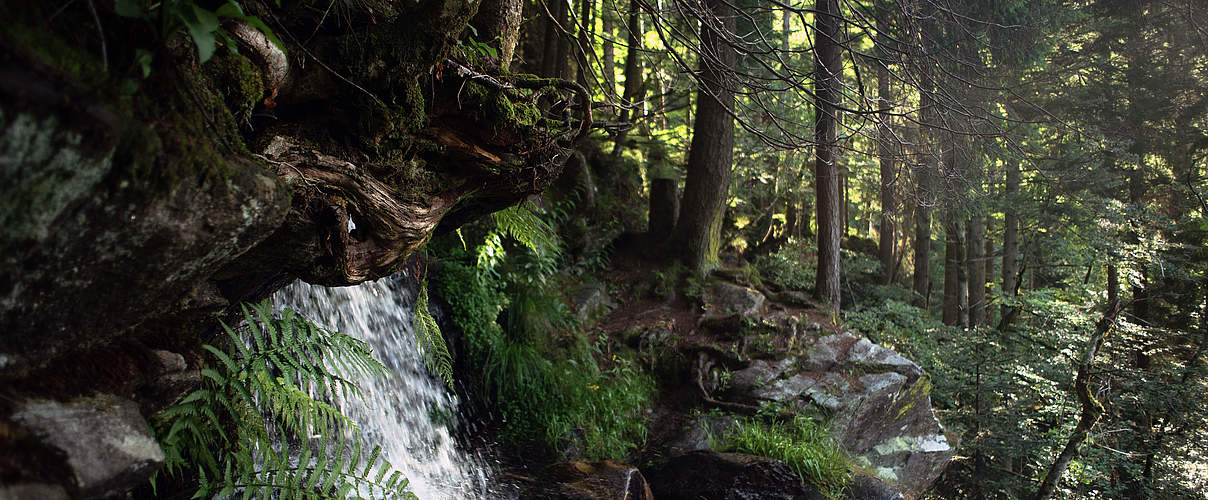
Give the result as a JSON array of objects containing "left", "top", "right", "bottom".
[
  {"left": 151, "top": 299, "right": 413, "bottom": 499},
  {"left": 490, "top": 201, "right": 559, "bottom": 254},
  {"left": 414, "top": 279, "right": 455, "bottom": 388}
]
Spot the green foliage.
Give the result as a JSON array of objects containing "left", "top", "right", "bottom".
[
  {"left": 153, "top": 301, "right": 414, "bottom": 499},
  {"left": 715, "top": 413, "right": 852, "bottom": 497},
  {"left": 432, "top": 202, "right": 655, "bottom": 460},
  {"left": 753, "top": 240, "right": 817, "bottom": 292},
  {"left": 491, "top": 201, "right": 559, "bottom": 256},
  {"left": 115, "top": 0, "right": 284, "bottom": 64},
  {"left": 413, "top": 278, "right": 454, "bottom": 389},
  {"left": 436, "top": 254, "right": 655, "bottom": 459}
]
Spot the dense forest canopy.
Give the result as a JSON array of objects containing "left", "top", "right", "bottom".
[{"left": 2, "top": 0, "right": 1208, "bottom": 498}]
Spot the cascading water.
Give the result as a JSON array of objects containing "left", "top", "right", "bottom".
[{"left": 272, "top": 274, "right": 492, "bottom": 499}]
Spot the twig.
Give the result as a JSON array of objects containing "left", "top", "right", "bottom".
[{"left": 86, "top": 0, "right": 107, "bottom": 71}]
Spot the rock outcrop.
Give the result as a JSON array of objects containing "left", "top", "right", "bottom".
[
  {"left": 10, "top": 394, "right": 164, "bottom": 499},
  {"left": 723, "top": 332, "right": 956, "bottom": 498}
]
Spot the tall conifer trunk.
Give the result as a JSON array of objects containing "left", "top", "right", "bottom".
[
  {"left": 669, "top": 0, "right": 736, "bottom": 275},
  {"left": 813, "top": 0, "right": 843, "bottom": 311},
  {"left": 876, "top": 17, "right": 897, "bottom": 285},
  {"left": 1000, "top": 159, "right": 1020, "bottom": 330}
]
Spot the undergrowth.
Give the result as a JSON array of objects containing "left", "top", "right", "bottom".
[
  {"left": 714, "top": 413, "right": 852, "bottom": 498},
  {"left": 753, "top": 240, "right": 817, "bottom": 291},
  {"left": 152, "top": 301, "right": 413, "bottom": 499},
  {"left": 433, "top": 202, "right": 654, "bottom": 460}
]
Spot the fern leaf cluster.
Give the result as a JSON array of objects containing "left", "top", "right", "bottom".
[
  {"left": 490, "top": 201, "right": 559, "bottom": 254},
  {"left": 413, "top": 281, "right": 454, "bottom": 389},
  {"left": 153, "top": 300, "right": 416, "bottom": 499}
]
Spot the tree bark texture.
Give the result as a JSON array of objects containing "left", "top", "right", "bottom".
[
  {"left": 943, "top": 215, "right": 964, "bottom": 326},
  {"left": 877, "top": 34, "right": 897, "bottom": 285},
  {"left": 670, "top": 0, "right": 736, "bottom": 275},
  {"left": 813, "top": 0, "right": 843, "bottom": 312},
  {"left": 471, "top": 0, "right": 524, "bottom": 70},
  {"left": 1001, "top": 159, "right": 1021, "bottom": 330},
  {"left": 649, "top": 177, "right": 680, "bottom": 242},
  {"left": 967, "top": 215, "right": 987, "bottom": 326}
]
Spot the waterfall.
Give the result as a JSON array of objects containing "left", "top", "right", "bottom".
[{"left": 272, "top": 274, "right": 491, "bottom": 499}]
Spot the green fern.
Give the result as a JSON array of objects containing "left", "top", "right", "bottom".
[
  {"left": 153, "top": 300, "right": 416, "bottom": 499},
  {"left": 414, "top": 278, "right": 455, "bottom": 389},
  {"left": 490, "top": 201, "right": 559, "bottom": 254}
]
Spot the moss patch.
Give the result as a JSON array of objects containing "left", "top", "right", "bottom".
[{"left": 204, "top": 50, "right": 264, "bottom": 125}]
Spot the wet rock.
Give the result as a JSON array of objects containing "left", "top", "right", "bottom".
[
  {"left": 727, "top": 358, "right": 795, "bottom": 393},
  {"left": 725, "top": 332, "right": 955, "bottom": 498},
  {"left": 0, "top": 100, "right": 292, "bottom": 378},
  {"left": 712, "top": 283, "right": 766, "bottom": 317},
  {"left": 644, "top": 451, "right": 825, "bottom": 500},
  {"left": 521, "top": 461, "right": 652, "bottom": 500},
  {"left": 11, "top": 393, "right": 164, "bottom": 499},
  {"left": 148, "top": 350, "right": 186, "bottom": 375}
]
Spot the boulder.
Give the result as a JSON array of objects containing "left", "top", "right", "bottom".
[
  {"left": 728, "top": 358, "right": 796, "bottom": 393},
  {"left": 711, "top": 283, "right": 766, "bottom": 317},
  {"left": 573, "top": 282, "right": 613, "bottom": 325},
  {"left": 724, "top": 332, "right": 955, "bottom": 498},
  {"left": 11, "top": 393, "right": 164, "bottom": 499},
  {"left": 644, "top": 451, "right": 825, "bottom": 500},
  {"left": 519, "top": 461, "right": 652, "bottom": 500}
]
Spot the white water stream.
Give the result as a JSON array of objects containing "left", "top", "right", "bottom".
[{"left": 272, "top": 274, "right": 492, "bottom": 499}]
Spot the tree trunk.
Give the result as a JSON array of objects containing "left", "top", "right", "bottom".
[
  {"left": 840, "top": 170, "right": 850, "bottom": 239},
  {"left": 967, "top": 215, "right": 986, "bottom": 327},
  {"left": 943, "top": 215, "right": 963, "bottom": 326},
  {"left": 554, "top": 0, "right": 572, "bottom": 79},
  {"left": 608, "top": 0, "right": 645, "bottom": 166},
  {"left": 802, "top": 195, "right": 813, "bottom": 236},
  {"left": 669, "top": 0, "right": 736, "bottom": 275},
  {"left": 601, "top": 7, "right": 616, "bottom": 96},
  {"left": 877, "top": 34, "right": 896, "bottom": 285},
  {"left": 912, "top": 96, "right": 936, "bottom": 309},
  {"left": 1001, "top": 159, "right": 1020, "bottom": 330},
  {"left": 649, "top": 177, "right": 680, "bottom": 242},
  {"left": 574, "top": 0, "right": 595, "bottom": 89},
  {"left": 813, "top": 0, "right": 843, "bottom": 312},
  {"left": 984, "top": 214, "right": 994, "bottom": 320},
  {"left": 539, "top": 0, "right": 564, "bottom": 77},
  {"left": 471, "top": 0, "right": 524, "bottom": 70}
]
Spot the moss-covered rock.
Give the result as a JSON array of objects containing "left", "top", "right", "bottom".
[{"left": 204, "top": 50, "right": 265, "bottom": 124}]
